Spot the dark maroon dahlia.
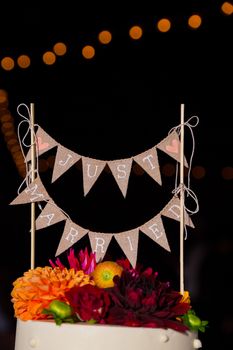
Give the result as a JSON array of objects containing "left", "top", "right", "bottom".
[{"left": 106, "top": 267, "right": 190, "bottom": 331}]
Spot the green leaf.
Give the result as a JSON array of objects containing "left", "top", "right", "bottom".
[
  {"left": 42, "top": 309, "right": 56, "bottom": 317},
  {"left": 199, "top": 326, "right": 205, "bottom": 333},
  {"left": 63, "top": 316, "right": 79, "bottom": 324},
  {"left": 54, "top": 316, "right": 63, "bottom": 326},
  {"left": 181, "top": 309, "right": 209, "bottom": 333},
  {"left": 87, "top": 318, "right": 97, "bottom": 324}
]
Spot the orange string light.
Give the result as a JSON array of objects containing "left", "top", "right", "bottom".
[{"left": 0, "top": 8, "right": 231, "bottom": 70}]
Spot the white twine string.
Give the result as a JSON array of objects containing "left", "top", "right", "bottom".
[
  {"left": 16, "top": 103, "right": 39, "bottom": 194},
  {"left": 36, "top": 198, "right": 72, "bottom": 222},
  {"left": 169, "top": 115, "right": 200, "bottom": 239},
  {"left": 16, "top": 103, "right": 71, "bottom": 221}
]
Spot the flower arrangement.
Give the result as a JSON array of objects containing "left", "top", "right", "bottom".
[{"left": 11, "top": 247, "right": 208, "bottom": 333}]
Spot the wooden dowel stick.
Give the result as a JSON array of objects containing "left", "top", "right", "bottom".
[
  {"left": 30, "top": 103, "right": 36, "bottom": 269},
  {"left": 180, "top": 103, "right": 185, "bottom": 294}
]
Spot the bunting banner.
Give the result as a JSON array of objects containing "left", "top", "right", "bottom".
[
  {"left": 52, "top": 145, "right": 81, "bottom": 183},
  {"left": 55, "top": 220, "right": 89, "bottom": 256},
  {"left": 157, "top": 130, "right": 188, "bottom": 167},
  {"left": 89, "top": 232, "right": 113, "bottom": 262},
  {"left": 140, "top": 214, "right": 170, "bottom": 252},
  {"left": 114, "top": 229, "right": 139, "bottom": 268},
  {"left": 108, "top": 159, "right": 133, "bottom": 197},
  {"left": 10, "top": 177, "right": 50, "bottom": 205},
  {"left": 82, "top": 158, "right": 106, "bottom": 196},
  {"left": 25, "top": 125, "right": 188, "bottom": 197},
  {"left": 35, "top": 201, "right": 67, "bottom": 230},
  {"left": 10, "top": 176, "right": 194, "bottom": 267},
  {"left": 161, "top": 196, "right": 194, "bottom": 228},
  {"left": 26, "top": 126, "right": 58, "bottom": 161},
  {"left": 134, "top": 146, "right": 162, "bottom": 186}
]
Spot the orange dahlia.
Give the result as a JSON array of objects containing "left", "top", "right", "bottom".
[
  {"left": 92, "top": 261, "right": 123, "bottom": 288},
  {"left": 11, "top": 266, "right": 94, "bottom": 321}
]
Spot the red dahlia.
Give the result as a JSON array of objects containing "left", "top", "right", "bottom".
[
  {"left": 65, "top": 284, "right": 110, "bottom": 322},
  {"left": 106, "top": 267, "right": 190, "bottom": 331}
]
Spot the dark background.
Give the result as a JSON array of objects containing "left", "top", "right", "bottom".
[{"left": 0, "top": 1, "right": 232, "bottom": 349}]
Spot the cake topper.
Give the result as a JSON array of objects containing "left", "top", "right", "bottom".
[
  {"left": 10, "top": 103, "right": 199, "bottom": 292},
  {"left": 11, "top": 103, "right": 208, "bottom": 336}
]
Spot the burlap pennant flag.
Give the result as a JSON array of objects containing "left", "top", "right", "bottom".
[
  {"left": 156, "top": 130, "right": 188, "bottom": 167},
  {"left": 26, "top": 126, "right": 58, "bottom": 161},
  {"left": 35, "top": 201, "right": 67, "bottom": 230},
  {"left": 107, "top": 158, "right": 133, "bottom": 197},
  {"left": 114, "top": 229, "right": 139, "bottom": 268},
  {"left": 52, "top": 145, "right": 81, "bottom": 183},
  {"left": 133, "top": 147, "right": 162, "bottom": 185},
  {"left": 161, "top": 196, "right": 194, "bottom": 228},
  {"left": 10, "top": 177, "right": 50, "bottom": 205},
  {"left": 82, "top": 157, "right": 106, "bottom": 196},
  {"left": 88, "top": 232, "right": 113, "bottom": 262},
  {"left": 56, "top": 220, "right": 88, "bottom": 256},
  {"left": 140, "top": 214, "right": 170, "bottom": 251}
]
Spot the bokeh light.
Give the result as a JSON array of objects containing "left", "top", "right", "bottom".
[
  {"left": 17, "top": 55, "right": 31, "bottom": 68},
  {"left": 133, "top": 163, "right": 144, "bottom": 176},
  {"left": 0, "top": 113, "right": 12, "bottom": 122},
  {"left": 129, "top": 25, "right": 143, "bottom": 40},
  {"left": 42, "top": 51, "right": 56, "bottom": 65},
  {"left": 53, "top": 42, "right": 67, "bottom": 56},
  {"left": 1, "top": 57, "right": 15, "bottom": 71},
  {"left": 82, "top": 45, "right": 95, "bottom": 59},
  {"left": 221, "top": 2, "right": 233, "bottom": 15},
  {"left": 161, "top": 163, "right": 176, "bottom": 176},
  {"left": 0, "top": 89, "right": 8, "bottom": 105},
  {"left": 188, "top": 14, "right": 202, "bottom": 29},
  {"left": 157, "top": 18, "right": 171, "bottom": 32},
  {"left": 192, "top": 165, "right": 206, "bottom": 179},
  {"left": 39, "top": 159, "right": 49, "bottom": 172},
  {"left": 221, "top": 166, "right": 233, "bottom": 180},
  {"left": 98, "top": 30, "right": 112, "bottom": 44}
]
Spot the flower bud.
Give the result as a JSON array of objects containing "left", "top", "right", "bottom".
[{"left": 49, "top": 300, "right": 73, "bottom": 319}]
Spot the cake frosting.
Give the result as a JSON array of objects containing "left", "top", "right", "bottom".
[{"left": 14, "top": 319, "right": 202, "bottom": 350}]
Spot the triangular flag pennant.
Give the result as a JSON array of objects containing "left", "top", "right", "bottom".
[
  {"left": 134, "top": 147, "right": 162, "bottom": 185},
  {"left": 88, "top": 232, "right": 113, "bottom": 262},
  {"left": 161, "top": 196, "right": 195, "bottom": 228},
  {"left": 35, "top": 201, "right": 67, "bottom": 230},
  {"left": 156, "top": 130, "right": 188, "bottom": 167},
  {"left": 26, "top": 126, "right": 58, "bottom": 161},
  {"left": 108, "top": 159, "right": 133, "bottom": 197},
  {"left": 52, "top": 145, "right": 81, "bottom": 183},
  {"left": 82, "top": 157, "right": 106, "bottom": 196},
  {"left": 10, "top": 177, "right": 50, "bottom": 205},
  {"left": 55, "top": 220, "right": 88, "bottom": 256},
  {"left": 114, "top": 229, "right": 139, "bottom": 268},
  {"left": 140, "top": 214, "right": 170, "bottom": 252}
]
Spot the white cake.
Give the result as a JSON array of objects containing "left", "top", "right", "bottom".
[{"left": 14, "top": 319, "right": 202, "bottom": 350}]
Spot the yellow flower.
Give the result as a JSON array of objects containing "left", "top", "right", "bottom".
[
  {"left": 180, "top": 290, "right": 191, "bottom": 304},
  {"left": 11, "top": 266, "right": 94, "bottom": 321},
  {"left": 92, "top": 261, "right": 123, "bottom": 288}
]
